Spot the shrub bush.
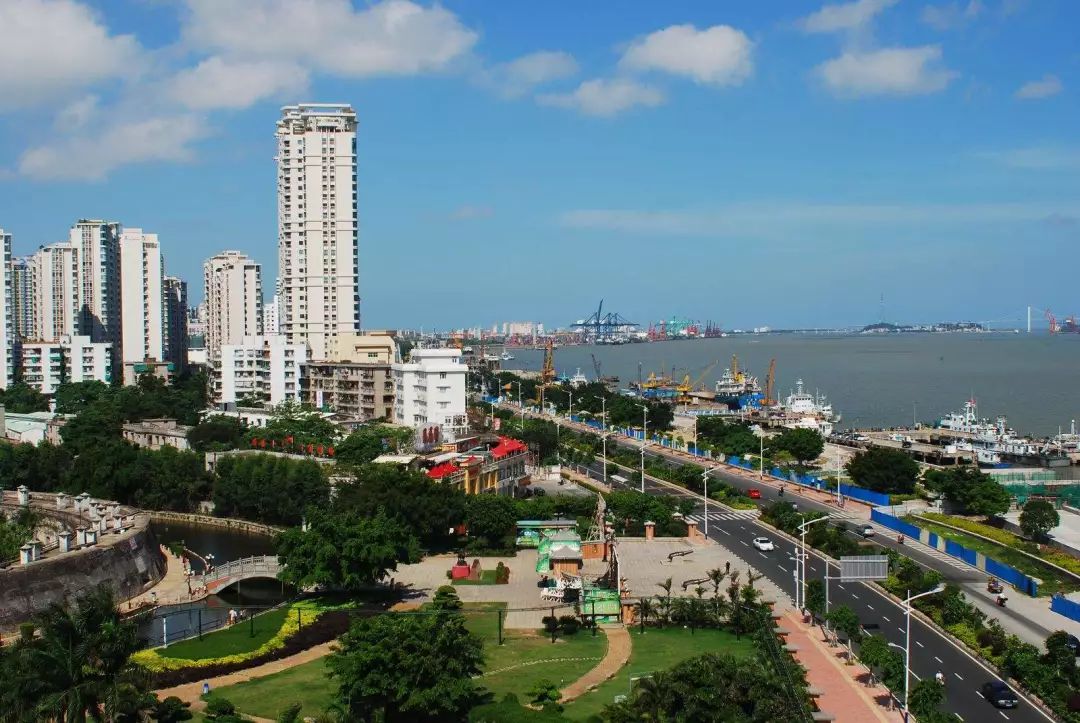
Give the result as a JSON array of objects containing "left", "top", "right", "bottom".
[{"left": 558, "top": 615, "right": 580, "bottom": 635}]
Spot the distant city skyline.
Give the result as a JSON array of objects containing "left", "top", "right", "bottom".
[{"left": 0, "top": 0, "right": 1077, "bottom": 330}]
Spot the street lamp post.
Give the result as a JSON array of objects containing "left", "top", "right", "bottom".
[
  {"left": 701, "top": 466, "right": 718, "bottom": 537},
  {"left": 796, "top": 516, "right": 830, "bottom": 613},
  {"left": 759, "top": 432, "right": 764, "bottom": 480},
  {"left": 514, "top": 382, "right": 524, "bottom": 430},
  {"left": 566, "top": 389, "right": 574, "bottom": 421},
  {"left": 639, "top": 405, "right": 649, "bottom": 493},
  {"left": 889, "top": 584, "right": 945, "bottom": 720}
]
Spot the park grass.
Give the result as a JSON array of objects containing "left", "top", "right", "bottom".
[
  {"left": 212, "top": 602, "right": 608, "bottom": 719},
  {"left": 453, "top": 569, "right": 498, "bottom": 585},
  {"left": 905, "top": 516, "right": 1080, "bottom": 596},
  {"left": 204, "top": 656, "right": 335, "bottom": 720},
  {"left": 563, "top": 626, "right": 757, "bottom": 721},
  {"left": 460, "top": 603, "right": 609, "bottom": 700},
  {"left": 160, "top": 607, "right": 290, "bottom": 660}
]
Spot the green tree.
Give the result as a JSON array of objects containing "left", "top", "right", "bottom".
[
  {"left": 603, "top": 652, "right": 806, "bottom": 722},
  {"left": 924, "top": 467, "right": 1010, "bottom": 517},
  {"left": 465, "top": 494, "right": 517, "bottom": 551},
  {"left": 845, "top": 448, "right": 919, "bottom": 494},
  {"left": 334, "top": 465, "right": 467, "bottom": 551},
  {"left": 327, "top": 611, "right": 485, "bottom": 722},
  {"left": 187, "top": 416, "right": 247, "bottom": 453},
  {"left": 908, "top": 678, "right": 946, "bottom": 720},
  {"left": 213, "top": 453, "right": 330, "bottom": 526},
  {"left": 696, "top": 417, "right": 759, "bottom": 456},
  {"left": 826, "top": 605, "right": 862, "bottom": 654},
  {"left": 276, "top": 509, "right": 419, "bottom": 593},
  {"left": 771, "top": 428, "right": 824, "bottom": 466},
  {"left": 0, "top": 586, "right": 147, "bottom": 722},
  {"left": 431, "top": 585, "right": 464, "bottom": 612},
  {"left": 527, "top": 680, "right": 562, "bottom": 711},
  {"left": 0, "top": 382, "right": 49, "bottom": 413},
  {"left": 805, "top": 579, "right": 826, "bottom": 619},
  {"left": 54, "top": 380, "right": 113, "bottom": 415},
  {"left": 1020, "top": 499, "right": 1059, "bottom": 541},
  {"left": 335, "top": 425, "right": 414, "bottom": 467},
  {"left": 152, "top": 695, "right": 195, "bottom": 723},
  {"left": 251, "top": 400, "right": 342, "bottom": 447}
]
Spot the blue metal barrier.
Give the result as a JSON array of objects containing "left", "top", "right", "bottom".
[{"left": 1051, "top": 595, "right": 1080, "bottom": 623}]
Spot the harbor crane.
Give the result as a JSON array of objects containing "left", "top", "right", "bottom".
[
  {"left": 764, "top": 359, "right": 777, "bottom": 406},
  {"left": 591, "top": 353, "right": 602, "bottom": 382}
]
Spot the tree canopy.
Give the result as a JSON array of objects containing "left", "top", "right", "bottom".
[
  {"left": 769, "top": 428, "right": 824, "bottom": 465},
  {"left": 187, "top": 415, "right": 247, "bottom": 453},
  {"left": 696, "top": 418, "right": 759, "bottom": 457},
  {"left": 924, "top": 467, "right": 1010, "bottom": 516},
  {"left": 334, "top": 425, "right": 414, "bottom": 467},
  {"left": 0, "top": 382, "right": 49, "bottom": 413},
  {"left": 213, "top": 453, "right": 331, "bottom": 527},
  {"left": 845, "top": 448, "right": 919, "bottom": 494},
  {"left": 1020, "top": 499, "right": 1059, "bottom": 541},
  {"left": 276, "top": 509, "right": 420, "bottom": 592},
  {"left": 327, "top": 610, "right": 485, "bottom": 722}
]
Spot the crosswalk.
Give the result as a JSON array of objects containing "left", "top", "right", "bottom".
[{"left": 685, "top": 510, "right": 761, "bottom": 523}]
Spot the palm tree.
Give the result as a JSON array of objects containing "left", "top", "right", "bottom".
[
  {"left": 19, "top": 586, "right": 145, "bottom": 723},
  {"left": 631, "top": 670, "right": 671, "bottom": 720},
  {"left": 635, "top": 597, "right": 655, "bottom": 634},
  {"left": 657, "top": 577, "right": 673, "bottom": 627}
]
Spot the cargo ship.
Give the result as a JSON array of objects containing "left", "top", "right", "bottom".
[{"left": 713, "top": 359, "right": 764, "bottom": 409}]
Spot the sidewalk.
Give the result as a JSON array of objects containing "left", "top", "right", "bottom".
[{"left": 780, "top": 610, "right": 905, "bottom": 723}]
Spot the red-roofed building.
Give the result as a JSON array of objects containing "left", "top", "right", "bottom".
[{"left": 423, "top": 435, "right": 529, "bottom": 495}]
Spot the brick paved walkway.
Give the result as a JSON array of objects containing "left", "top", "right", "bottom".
[
  {"left": 559, "top": 625, "right": 631, "bottom": 702},
  {"left": 781, "top": 611, "right": 905, "bottom": 723}
]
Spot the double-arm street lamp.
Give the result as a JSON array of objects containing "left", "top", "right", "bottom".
[
  {"left": 701, "top": 465, "right": 720, "bottom": 537},
  {"left": 795, "top": 515, "right": 830, "bottom": 610},
  {"left": 888, "top": 584, "right": 946, "bottom": 721}
]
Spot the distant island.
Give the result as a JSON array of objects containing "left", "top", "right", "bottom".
[{"left": 860, "top": 321, "right": 987, "bottom": 334}]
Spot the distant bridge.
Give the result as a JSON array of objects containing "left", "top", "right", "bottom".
[{"left": 200, "top": 555, "right": 283, "bottom": 594}]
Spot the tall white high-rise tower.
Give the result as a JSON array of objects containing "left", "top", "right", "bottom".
[{"left": 276, "top": 103, "right": 359, "bottom": 361}]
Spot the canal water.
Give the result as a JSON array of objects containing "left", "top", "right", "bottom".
[{"left": 141, "top": 520, "right": 287, "bottom": 647}]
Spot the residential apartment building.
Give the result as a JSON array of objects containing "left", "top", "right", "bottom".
[
  {"left": 203, "top": 251, "right": 262, "bottom": 360},
  {"left": 21, "top": 335, "right": 112, "bottom": 394},
  {"left": 0, "top": 229, "right": 13, "bottom": 388},
  {"left": 10, "top": 257, "right": 33, "bottom": 340},
  {"left": 163, "top": 276, "right": 188, "bottom": 373},
  {"left": 29, "top": 242, "right": 78, "bottom": 342},
  {"left": 119, "top": 228, "right": 164, "bottom": 366},
  {"left": 263, "top": 293, "right": 280, "bottom": 335},
  {"left": 70, "top": 220, "right": 121, "bottom": 358},
  {"left": 214, "top": 335, "right": 306, "bottom": 406},
  {"left": 303, "top": 333, "right": 398, "bottom": 420},
  {"left": 392, "top": 348, "right": 467, "bottom": 443},
  {"left": 276, "top": 104, "right": 360, "bottom": 360}
]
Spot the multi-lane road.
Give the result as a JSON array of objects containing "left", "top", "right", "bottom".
[{"left": 508, "top": 405, "right": 1060, "bottom": 722}]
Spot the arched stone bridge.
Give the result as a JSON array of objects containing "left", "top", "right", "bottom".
[{"left": 200, "top": 555, "right": 283, "bottom": 594}]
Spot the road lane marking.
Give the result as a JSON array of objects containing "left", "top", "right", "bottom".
[
  {"left": 719, "top": 529, "right": 730, "bottom": 535},
  {"left": 934, "top": 656, "right": 943, "bottom": 663},
  {"left": 851, "top": 593, "right": 859, "bottom": 600},
  {"left": 866, "top": 605, "right": 874, "bottom": 611},
  {"left": 976, "top": 691, "right": 984, "bottom": 698},
  {"left": 954, "top": 672, "right": 963, "bottom": 680},
  {"left": 778, "top": 565, "right": 788, "bottom": 572},
  {"left": 759, "top": 553, "right": 767, "bottom": 559},
  {"left": 740, "top": 541, "right": 749, "bottom": 547},
  {"left": 999, "top": 713, "right": 1009, "bottom": 720},
  {"left": 911, "top": 671, "right": 921, "bottom": 680},
  {"left": 881, "top": 615, "right": 891, "bottom": 622},
  {"left": 915, "top": 641, "right": 924, "bottom": 648}
]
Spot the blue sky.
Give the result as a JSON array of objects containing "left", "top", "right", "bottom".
[{"left": 0, "top": 0, "right": 1076, "bottom": 331}]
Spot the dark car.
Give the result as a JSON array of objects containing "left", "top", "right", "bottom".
[
  {"left": 982, "top": 681, "right": 1019, "bottom": 709},
  {"left": 1066, "top": 634, "right": 1080, "bottom": 655}
]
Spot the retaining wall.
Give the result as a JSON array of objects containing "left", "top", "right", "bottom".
[{"left": 148, "top": 511, "right": 281, "bottom": 536}]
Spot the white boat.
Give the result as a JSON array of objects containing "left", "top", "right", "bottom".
[
  {"left": 780, "top": 379, "right": 839, "bottom": 437},
  {"left": 569, "top": 368, "right": 589, "bottom": 387},
  {"left": 500, "top": 351, "right": 515, "bottom": 361},
  {"left": 937, "top": 399, "right": 1047, "bottom": 464}
]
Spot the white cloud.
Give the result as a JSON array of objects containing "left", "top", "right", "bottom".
[
  {"left": 1015, "top": 74, "right": 1063, "bottom": 100},
  {"left": 181, "top": 0, "right": 477, "bottom": 77},
  {"left": 0, "top": 0, "right": 140, "bottom": 111},
  {"left": 19, "top": 115, "right": 208, "bottom": 181},
  {"left": 55, "top": 95, "right": 100, "bottom": 129},
  {"left": 975, "top": 146, "right": 1080, "bottom": 170},
  {"left": 816, "top": 46, "right": 957, "bottom": 96},
  {"left": 537, "top": 78, "right": 665, "bottom": 117},
  {"left": 479, "top": 51, "right": 578, "bottom": 99},
  {"left": 800, "top": 0, "right": 899, "bottom": 34},
  {"left": 619, "top": 24, "right": 753, "bottom": 86},
  {"left": 920, "top": 1, "right": 983, "bottom": 30},
  {"left": 168, "top": 57, "right": 309, "bottom": 110},
  {"left": 559, "top": 201, "right": 1080, "bottom": 236}
]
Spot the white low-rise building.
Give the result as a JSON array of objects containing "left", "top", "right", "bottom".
[
  {"left": 392, "top": 348, "right": 467, "bottom": 444},
  {"left": 214, "top": 335, "right": 306, "bottom": 406},
  {"left": 21, "top": 335, "right": 112, "bottom": 394}
]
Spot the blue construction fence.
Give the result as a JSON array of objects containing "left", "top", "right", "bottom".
[
  {"left": 871, "top": 509, "right": 1040, "bottom": 596},
  {"left": 1051, "top": 595, "right": 1080, "bottom": 623}
]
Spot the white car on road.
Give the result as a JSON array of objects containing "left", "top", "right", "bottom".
[{"left": 752, "top": 537, "right": 775, "bottom": 551}]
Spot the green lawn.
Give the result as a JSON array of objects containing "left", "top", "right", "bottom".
[
  {"left": 204, "top": 656, "right": 335, "bottom": 720},
  {"left": 209, "top": 603, "right": 609, "bottom": 720},
  {"left": 563, "top": 627, "right": 757, "bottom": 721},
  {"left": 161, "top": 607, "right": 289, "bottom": 660},
  {"left": 460, "top": 604, "right": 608, "bottom": 700},
  {"left": 907, "top": 516, "right": 1079, "bottom": 596}
]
